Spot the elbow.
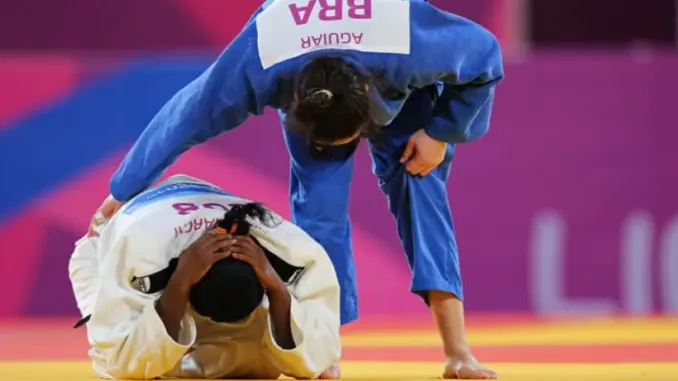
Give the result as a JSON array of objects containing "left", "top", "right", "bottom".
[
  {"left": 91, "top": 336, "right": 174, "bottom": 380},
  {"left": 448, "top": 134, "right": 475, "bottom": 144},
  {"left": 104, "top": 369, "right": 147, "bottom": 380},
  {"left": 92, "top": 336, "right": 190, "bottom": 380},
  {"left": 281, "top": 321, "right": 341, "bottom": 378},
  {"left": 89, "top": 305, "right": 195, "bottom": 380},
  {"left": 425, "top": 118, "right": 488, "bottom": 145},
  {"left": 327, "top": 320, "right": 342, "bottom": 361},
  {"left": 328, "top": 336, "right": 342, "bottom": 366},
  {"left": 472, "top": 23, "right": 504, "bottom": 83},
  {"left": 486, "top": 34, "right": 505, "bottom": 82},
  {"left": 316, "top": 336, "right": 342, "bottom": 379},
  {"left": 451, "top": 125, "right": 490, "bottom": 144},
  {"left": 98, "top": 358, "right": 167, "bottom": 380},
  {"left": 312, "top": 321, "right": 342, "bottom": 373},
  {"left": 107, "top": 372, "right": 160, "bottom": 380},
  {"left": 94, "top": 358, "right": 138, "bottom": 380}
]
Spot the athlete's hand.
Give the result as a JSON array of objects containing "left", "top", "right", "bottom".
[
  {"left": 87, "top": 195, "right": 123, "bottom": 237},
  {"left": 229, "top": 236, "right": 284, "bottom": 291},
  {"left": 174, "top": 231, "right": 236, "bottom": 287},
  {"left": 400, "top": 128, "right": 448, "bottom": 176}
]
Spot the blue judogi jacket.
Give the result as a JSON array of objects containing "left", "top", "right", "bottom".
[{"left": 110, "top": 0, "right": 504, "bottom": 202}]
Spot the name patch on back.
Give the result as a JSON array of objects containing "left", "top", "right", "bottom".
[
  {"left": 256, "top": 0, "right": 410, "bottom": 69},
  {"left": 123, "top": 182, "right": 233, "bottom": 214}
]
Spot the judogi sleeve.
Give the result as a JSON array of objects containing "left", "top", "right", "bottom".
[
  {"left": 84, "top": 223, "right": 197, "bottom": 380},
  {"left": 259, "top": 224, "right": 342, "bottom": 379},
  {"left": 69, "top": 235, "right": 103, "bottom": 318},
  {"left": 109, "top": 8, "right": 274, "bottom": 203},
  {"left": 410, "top": 2, "right": 505, "bottom": 144}
]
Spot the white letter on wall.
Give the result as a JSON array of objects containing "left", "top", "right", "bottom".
[
  {"left": 620, "top": 211, "right": 654, "bottom": 315},
  {"left": 660, "top": 214, "right": 678, "bottom": 313},
  {"left": 530, "top": 210, "right": 617, "bottom": 316}
]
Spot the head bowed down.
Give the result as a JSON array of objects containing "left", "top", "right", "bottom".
[{"left": 287, "top": 57, "right": 374, "bottom": 145}]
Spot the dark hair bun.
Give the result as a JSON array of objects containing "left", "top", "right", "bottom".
[
  {"left": 309, "top": 89, "right": 333, "bottom": 107},
  {"left": 293, "top": 90, "right": 334, "bottom": 124},
  {"left": 286, "top": 56, "right": 371, "bottom": 143}
]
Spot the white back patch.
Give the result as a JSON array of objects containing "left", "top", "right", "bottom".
[{"left": 256, "top": 0, "right": 410, "bottom": 69}]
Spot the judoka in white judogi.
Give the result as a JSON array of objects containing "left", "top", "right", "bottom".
[{"left": 69, "top": 175, "right": 341, "bottom": 379}]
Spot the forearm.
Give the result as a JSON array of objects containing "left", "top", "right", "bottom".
[
  {"left": 109, "top": 66, "right": 224, "bottom": 202},
  {"left": 109, "top": 121, "right": 189, "bottom": 202},
  {"left": 267, "top": 282, "right": 295, "bottom": 350},
  {"left": 156, "top": 275, "right": 191, "bottom": 341}
]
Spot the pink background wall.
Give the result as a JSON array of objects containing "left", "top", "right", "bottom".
[{"left": 0, "top": 1, "right": 676, "bottom": 319}]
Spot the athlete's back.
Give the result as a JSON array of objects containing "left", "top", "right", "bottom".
[
  {"left": 103, "top": 175, "right": 252, "bottom": 273},
  {"left": 72, "top": 175, "right": 341, "bottom": 379}
]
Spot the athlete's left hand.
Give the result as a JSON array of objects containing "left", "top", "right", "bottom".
[
  {"left": 229, "top": 236, "right": 285, "bottom": 291},
  {"left": 400, "top": 128, "right": 447, "bottom": 176},
  {"left": 88, "top": 195, "right": 123, "bottom": 237}
]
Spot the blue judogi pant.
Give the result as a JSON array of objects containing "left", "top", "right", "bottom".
[{"left": 281, "top": 88, "right": 463, "bottom": 325}]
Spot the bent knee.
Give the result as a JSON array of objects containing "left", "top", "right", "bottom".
[{"left": 376, "top": 162, "right": 452, "bottom": 193}]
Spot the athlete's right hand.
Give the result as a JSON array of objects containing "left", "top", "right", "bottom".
[
  {"left": 174, "top": 231, "right": 236, "bottom": 287},
  {"left": 87, "top": 195, "right": 123, "bottom": 237}
]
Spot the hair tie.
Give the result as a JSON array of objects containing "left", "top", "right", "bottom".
[
  {"left": 313, "top": 89, "right": 333, "bottom": 99},
  {"left": 310, "top": 89, "right": 333, "bottom": 107}
]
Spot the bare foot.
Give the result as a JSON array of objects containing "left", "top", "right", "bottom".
[
  {"left": 443, "top": 355, "right": 497, "bottom": 379},
  {"left": 317, "top": 363, "right": 341, "bottom": 379}
]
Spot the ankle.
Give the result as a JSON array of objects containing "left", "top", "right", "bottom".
[
  {"left": 446, "top": 348, "right": 476, "bottom": 361},
  {"left": 438, "top": 326, "right": 472, "bottom": 358}
]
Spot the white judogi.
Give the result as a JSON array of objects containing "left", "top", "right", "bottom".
[{"left": 69, "top": 175, "right": 341, "bottom": 380}]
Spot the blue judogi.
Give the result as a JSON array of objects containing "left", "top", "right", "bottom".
[{"left": 109, "top": 0, "right": 504, "bottom": 324}]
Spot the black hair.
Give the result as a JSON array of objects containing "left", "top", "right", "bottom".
[
  {"left": 189, "top": 202, "right": 280, "bottom": 323},
  {"left": 215, "top": 202, "right": 279, "bottom": 235},
  {"left": 286, "top": 56, "right": 375, "bottom": 144}
]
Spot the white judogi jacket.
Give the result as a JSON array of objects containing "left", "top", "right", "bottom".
[{"left": 69, "top": 175, "right": 341, "bottom": 380}]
